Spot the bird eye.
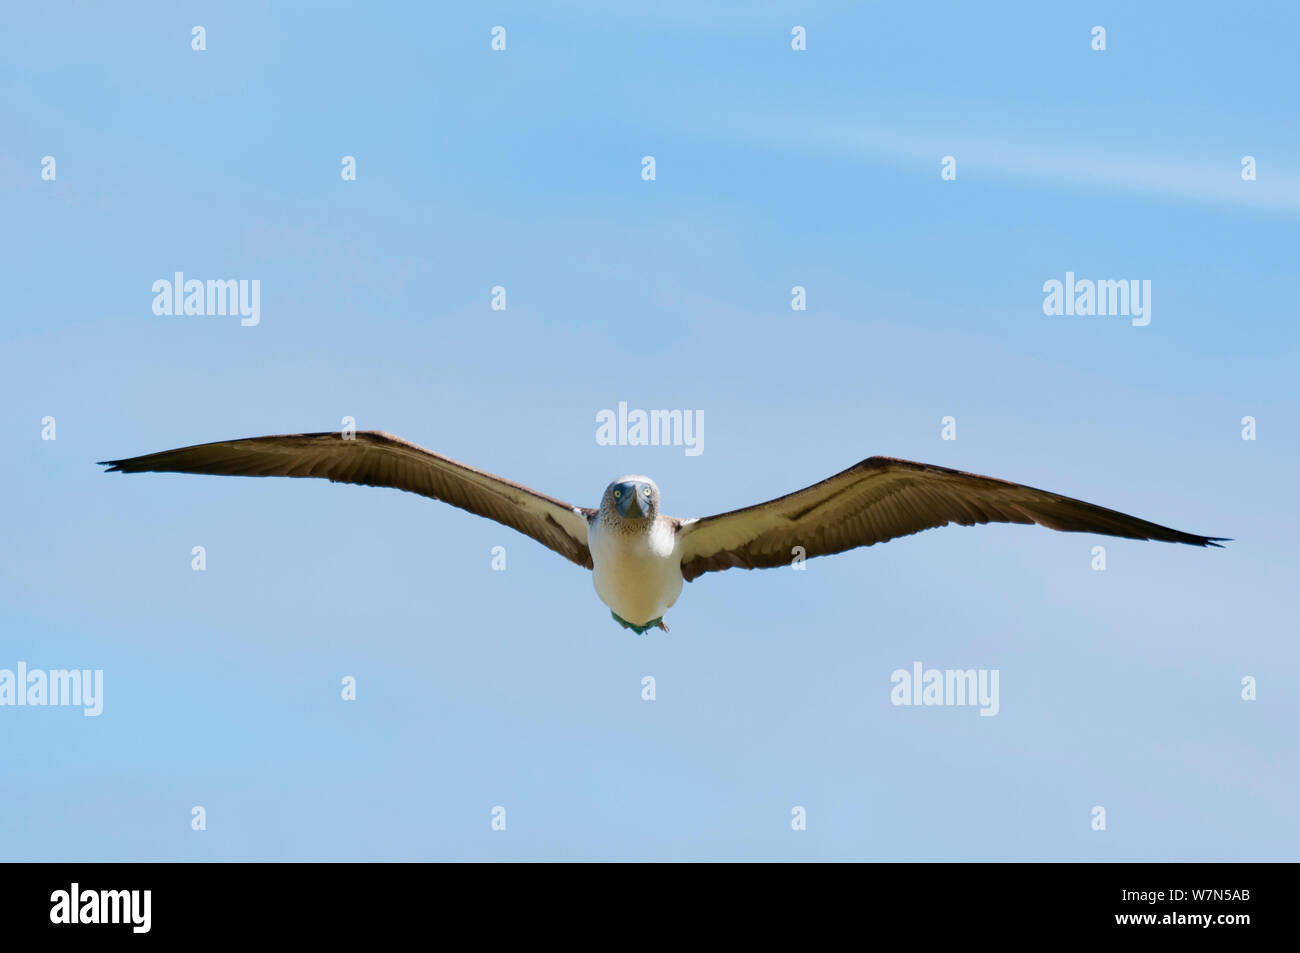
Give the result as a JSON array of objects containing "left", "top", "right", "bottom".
[
  {"left": 643, "top": 487, "right": 651, "bottom": 497},
  {"left": 613, "top": 489, "right": 621, "bottom": 498}
]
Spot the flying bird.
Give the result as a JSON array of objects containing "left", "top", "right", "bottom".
[{"left": 100, "top": 431, "right": 1226, "bottom": 634}]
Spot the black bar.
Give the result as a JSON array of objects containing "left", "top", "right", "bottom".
[{"left": 0, "top": 862, "right": 1282, "bottom": 940}]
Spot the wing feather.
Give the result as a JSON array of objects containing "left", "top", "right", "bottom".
[
  {"left": 676, "top": 456, "right": 1225, "bottom": 581},
  {"left": 100, "top": 431, "right": 595, "bottom": 569}
]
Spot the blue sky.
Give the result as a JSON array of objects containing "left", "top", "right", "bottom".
[{"left": 2, "top": 1, "right": 1297, "bottom": 860}]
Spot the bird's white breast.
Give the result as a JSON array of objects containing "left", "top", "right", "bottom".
[{"left": 589, "top": 517, "right": 683, "bottom": 626}]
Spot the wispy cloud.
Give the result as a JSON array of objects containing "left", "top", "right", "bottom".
[{"left": 729, "top": 115, "right": 1300, "bottom": 215}]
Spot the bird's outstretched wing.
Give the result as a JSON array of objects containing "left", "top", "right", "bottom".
[
  {"left": 676, "top": 456, "right": 1226, "bottom": 581},
  {"left": 100, "top": 431, "right": 596, "bottom": 569}
]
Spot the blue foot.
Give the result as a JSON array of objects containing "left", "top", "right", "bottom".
[{"left": 611, "top": 611, "right": 668, "bottom": 635}]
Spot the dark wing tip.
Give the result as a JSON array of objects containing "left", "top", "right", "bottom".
[
  {"left": 97, "top": 432, "right": 368, "bottom": 475},
  {"left": 1168, "top": 533, "right": 1229, "bottom": 548},
  {"left": 99, "top": 458, "right": 148, "bottom": 473}
]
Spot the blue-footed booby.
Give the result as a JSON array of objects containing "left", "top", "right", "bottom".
[{"left": 100, "top": 431, "right": 1226, "bottom": 635}]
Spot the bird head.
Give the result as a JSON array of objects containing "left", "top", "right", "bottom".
[{"left": 604, "top": 475, "right": 659, "bottom": 522}]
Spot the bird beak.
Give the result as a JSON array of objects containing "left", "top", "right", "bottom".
[{"left": 616, "top": 485, "right": 646, "bottom": 519}]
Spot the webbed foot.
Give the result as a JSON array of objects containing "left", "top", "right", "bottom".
[{"left": 611, "top": 611, "right": 667, "bottom": 636}]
